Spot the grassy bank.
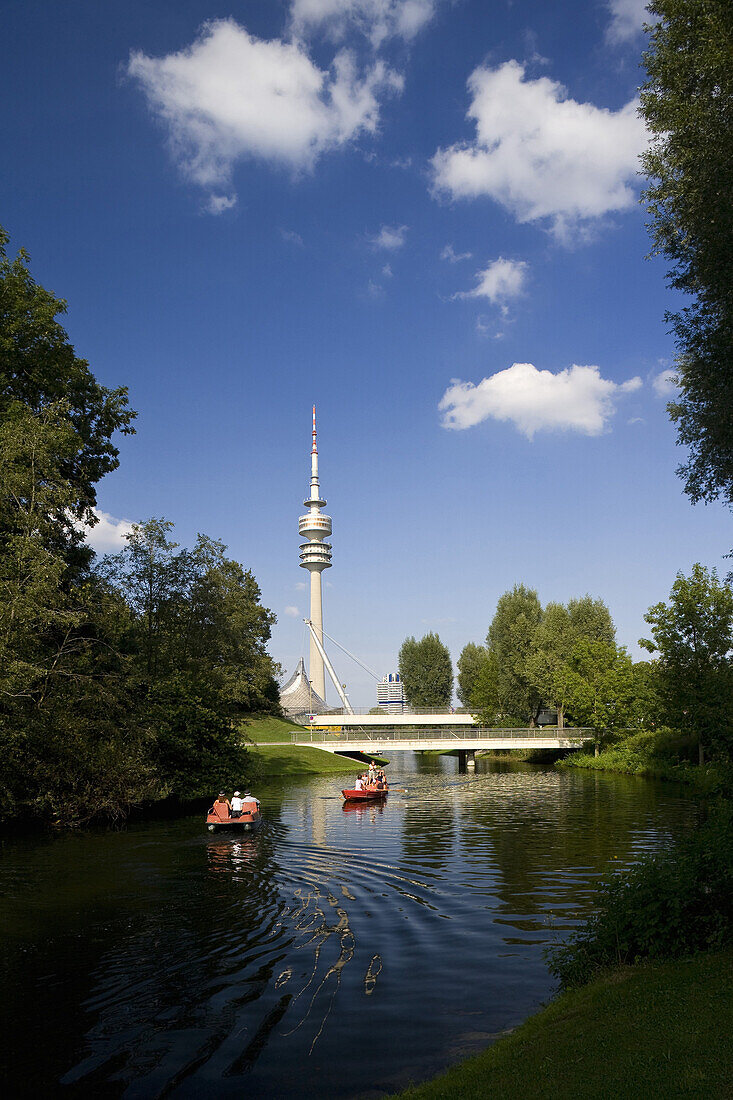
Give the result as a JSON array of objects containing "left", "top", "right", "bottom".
[
  {"left": 558, "top": 733, "right": 731, "bottom": 796},
  {"left": 395, "top": 951, "right": 733, "bottom": 1099},
  {"left": 242, "top": 715, "right": 355, "bottom": 777}
]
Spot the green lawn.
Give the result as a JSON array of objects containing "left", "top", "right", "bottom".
[
  {"left": 394, "top": 952, "right": 733, "bottom": 1099},
  {"left": 241, "top": 714, "right": 304, "bottom": 743},
  {"left": 241, "top": 716, "right": 356, "bottom": 777},
  {"left": 253, "top": 743, "right": 356, "bottom": 777}
]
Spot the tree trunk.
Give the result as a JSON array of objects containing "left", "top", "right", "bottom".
[
  {"left": 699, "top": 738, "right": 705, "bottom": 766},
  {"left": 557, "top": 704, "right": 564, "bottom": 730}
]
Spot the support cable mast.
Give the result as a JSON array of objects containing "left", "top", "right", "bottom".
[{"left": 304, "top": 619, "right": 355, "bottom": 714}]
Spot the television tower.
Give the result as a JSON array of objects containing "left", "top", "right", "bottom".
[{"left": 299, "top": 406, "right": 332, "bottom": 699}]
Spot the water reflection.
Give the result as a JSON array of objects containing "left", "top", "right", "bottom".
[{"left": 0, "top": 757, "right": 699, "bottom": 1098}]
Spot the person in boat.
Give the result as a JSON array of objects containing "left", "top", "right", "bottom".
[
  {"left": 231, "top": 790, "right": 244, "bottom": 818},
  {"left": 214, "top": 792, "right": 231, "bottom": 817},
  {"left": 243, "top": 790, "right": 260, "bottom": 811},
  {"left": 367, "top": 761, "right": 377, "bottom": 783},
  {"left": 354, "top": 775, "right": 365, "bottom": 791}
]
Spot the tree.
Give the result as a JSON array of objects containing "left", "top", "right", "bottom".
[
  {"left": 0, "top": 227, "right": 135, "bottom": 538},
  {"left": 0, "top": 403, "right": 154, "bottom": 824},
  {"left": 529, "top": 597, "right": 616, "bottom": 727},
  {"left": 456, "top": 642, "right": 489, "bottom": 708},
  {"left": 99, "top": 521, "right": 281, "bottom": 713},
  {"left": 398, "top": 633, "right": 453, "bottom": 709},
  {"left": 474, "top": 585, "right": 543, "bottom": 725},
  {"left": 640, "top": 2, "right": 733, "bottom": 506},
  {"left": 640, "top": 563, "right": 733, "bottom": 761},
  {"left": 554, "top": 640, "right": 639, "bottom": 743}
]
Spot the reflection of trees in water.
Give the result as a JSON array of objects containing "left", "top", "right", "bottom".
[
  {"left": 401, "top": 782, "right": 457, "bottom": 871},
  {"left": 456, "top": 766, "right": 696, "bottom": 936}
]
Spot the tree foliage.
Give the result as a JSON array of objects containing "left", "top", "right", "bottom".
[
  {"left": 398, "top": 632, "right": 453, "bottom": 708},
  {"left": 641, "top": 563, "right": 733, "bottom": 760},
  {"left": 640, "top": 1, "right": 733, "bottom": 505},
  {"left": 0, "top": 227, "right": 277, "bottom": 825},
  {"left": 456, "top": 642, "right": 488, "bottom": 708},
  {"left": 474, "top": 585, "right": 543, "bottom": 724},
  {"left": 0, "top": 228, "right": 135, "bottom": 532}
]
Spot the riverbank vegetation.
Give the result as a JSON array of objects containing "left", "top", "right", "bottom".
[
  {"left": 396, "top": 950, "right": 733, "bottom": 1099},
  {"left": 0, "top": 228, "right": 280, "bottom": 827}
]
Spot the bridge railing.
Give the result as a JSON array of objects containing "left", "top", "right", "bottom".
[{"left": 290, "top": 727, "right": 594, "bottom": 743}]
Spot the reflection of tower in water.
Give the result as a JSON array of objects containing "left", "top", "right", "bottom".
[{"left": 298, "top": 406, "right": 332, "bottom": 701}]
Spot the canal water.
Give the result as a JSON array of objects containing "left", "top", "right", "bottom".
[{"left": 0, "top": 756, "right": 698, "bottom": 1098}]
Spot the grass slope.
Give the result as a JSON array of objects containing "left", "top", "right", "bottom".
[
  {"left": 242, "top": 715, "right": 355, "bottom": 777},
  {"left": 395, "top": 952, "right": 733, "bottom": 1100}
]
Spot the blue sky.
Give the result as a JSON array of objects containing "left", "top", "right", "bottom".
[{"left": 3, "top": 0, "right": 731, "bottom": 706}]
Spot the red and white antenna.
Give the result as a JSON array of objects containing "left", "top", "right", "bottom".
[{"left": 312, "top": 404, "right": 317, "bottom": 454}]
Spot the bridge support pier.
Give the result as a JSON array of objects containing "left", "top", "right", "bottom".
[{"left": 457, "top": 750, "right": 476, "bottom": 772}]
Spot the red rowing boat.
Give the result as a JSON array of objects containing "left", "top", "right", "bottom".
[{"left": 341, "top": 785, "right": 388, "bottom": 802}]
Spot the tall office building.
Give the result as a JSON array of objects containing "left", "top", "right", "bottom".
[{"left": 377, "top": 673, "right": 405, "bottom": 713}]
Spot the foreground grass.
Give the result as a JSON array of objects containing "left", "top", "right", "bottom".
[{"left": 395, "top": 951, "right": 733, "bottom": 1100}]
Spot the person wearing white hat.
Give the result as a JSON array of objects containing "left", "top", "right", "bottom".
[{"left": 231, "top": 791, "right": 244, "bottom": 817}]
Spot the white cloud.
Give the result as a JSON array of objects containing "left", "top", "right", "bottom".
[
  {"left": 606, "top": 0, "right": 649, "bottom": 45},
  {"left": 290, "top": 0, "right": 438, "bottom": 47},
  {"left": 371, "top": 223, "right": 408, "bottom": 249},
  {"left": 441, "top": 243, "right": 472, "bottom": 263},
  {"left": 382, "top": 262, "right": 393, "bottom": 277},
  {"left": 81, "top": 509, "right": 135, "bottom": 552},
  {"left": 431, "top": 60, "right": 647, "bottom": 239},
  {"left": 652, "top": 368, "right": 679, "bottom": 397},
  {"left": 439, "top": 362, "right": 642, "bottom": 438},
  {"left": 454, "top": 258, "right": 528, "bottom": 307},
  {"left": 284, "top": 605, "right": 301, "bottom": 618},
  {"left": 295, "top": 580, "right": 307, "bottom": 590},
  {"left": 128, "top": 19, "right": 401, "bottom": 202},
  {"left": 206, "top": 193, "right": 237, "bottom": 215}
]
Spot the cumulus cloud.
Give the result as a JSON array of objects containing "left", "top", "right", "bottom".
[
  {"left": 441, "top": 243, "right": 472, "bottom": 263},
  {"left": 431, "top": 60, "right": 647, "bottom": 239},
  {"left": 606, "top": 0, "right": 649, "bottom": 45},
  {"left": 290, "top": 0, "right": 438, "bottom": 47},
  {"left": 371, "top": 223, "right": 408, "bottom": 249},
  {"left": 653, "top": 368, "right": 679, "bottom": 397},
  {"left": 81, "top": 509, "right": 135, "bottom": 553},
  {"left": 454, "top": 258, "right": 528, "bottom": 308},
  {"left": 128, "top": 18, "right": 401, "bottom": 202},
  {"left": 280, "top": 227, "right": 304, "bottom": 245},
  {"left": 439, "top": 362, "right": 642, "bottom": 438},
  {"left": 284, "top": 605, "right": 301, "bottom": 618}
]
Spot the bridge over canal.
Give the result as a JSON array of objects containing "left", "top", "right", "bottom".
[{"left": 289, "top": 719, "right": 595, "bottom": 768}]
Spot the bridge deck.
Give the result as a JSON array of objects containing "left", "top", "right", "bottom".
[{"left": 290, "top": 728, "right": 594, "bottom": 753}]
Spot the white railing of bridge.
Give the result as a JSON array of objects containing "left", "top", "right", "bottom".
[{"left": 291, "top": 727, "right": 594, "bottom": 743}]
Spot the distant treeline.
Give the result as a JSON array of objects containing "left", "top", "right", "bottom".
[
  {"left": 399, "top": 571, "right": 733, "bottom": 768},
  {"left": 0, "top": 227, "right": 280, "bottom": 826}
]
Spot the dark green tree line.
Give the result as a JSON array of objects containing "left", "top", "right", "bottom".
[
  {"left": 641, "top": 1, "right": 733, "bottom": 507},
  {"left": 0, "top": 228, "right": 280, "bottom": 825}
]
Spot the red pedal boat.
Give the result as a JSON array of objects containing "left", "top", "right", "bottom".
[
  {"left": 206, "top": 797, "right": 262, "bottom": 832},
  {"left": 341, "top": 785, "right": 389, "bottom": 803}
]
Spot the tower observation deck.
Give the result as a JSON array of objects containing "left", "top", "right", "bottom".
[{"left": 298, "top": 406, "right": 331, "bottom": 699}]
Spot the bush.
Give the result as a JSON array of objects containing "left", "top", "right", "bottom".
[{"left": 548, "top": 803, "right": 733, "bottom": 989}]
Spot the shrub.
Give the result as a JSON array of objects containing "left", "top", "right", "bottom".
[{"left": 548, "top": 803, "right": 733, "bottom": 989}]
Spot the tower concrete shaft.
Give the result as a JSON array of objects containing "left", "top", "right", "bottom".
[{"left": 298, "top": 406, "right": 332, "bottom": 700}]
